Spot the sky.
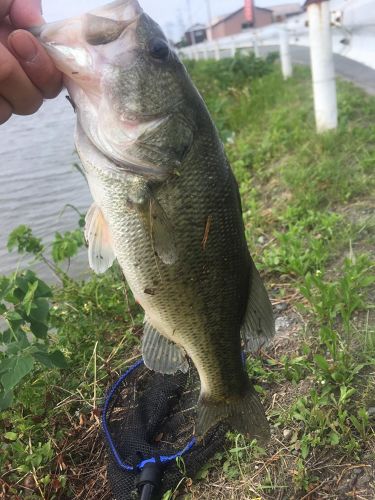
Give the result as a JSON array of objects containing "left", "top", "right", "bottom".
[{"left": 42, "top": 0, "right": 303, "bottom": 41}]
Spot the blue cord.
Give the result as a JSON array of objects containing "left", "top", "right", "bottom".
[{"left": 102, "top": 358, "right": 196, "bottom": 471}]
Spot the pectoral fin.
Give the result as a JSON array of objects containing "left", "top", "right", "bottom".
[
  {"left": 84, "top": 203, "right": 116, "bottom": 274},
  {"left": 241, "top": 260, "right": 275, "bottom": 352},
  {"left": 128, "top": 183, "right": 177, "bottom": 265},
  {"left": 148, "top": 197, "right": 177, "bottom": 265},
  {"left": 142, "top": 320, "right": 188, "bottom": 374}
]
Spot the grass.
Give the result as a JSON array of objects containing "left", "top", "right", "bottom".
[{"left": 1, "top": 56, "right": 374, "bottom": 499}]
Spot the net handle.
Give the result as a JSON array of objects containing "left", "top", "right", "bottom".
[{"left": 102, "top": 358, "right": 196, "bottom": 471}]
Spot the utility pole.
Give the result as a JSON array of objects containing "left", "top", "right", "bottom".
[
  {"left": 177, "top": 8, "right": 186, "bottom": 43},
  {"left": 205, "top": 0, "right": 213, "bottom": 41},
  {"left": 186, "top": 0, "right": 195, "bottom": 45}
]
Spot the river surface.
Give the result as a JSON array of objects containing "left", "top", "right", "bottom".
[{"left": 0, "top": 94, "right": 92, "bottom": 281}]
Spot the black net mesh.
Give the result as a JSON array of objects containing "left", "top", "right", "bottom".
[{"left": 104, "top": 360, "right": 228, "bottom": 499}]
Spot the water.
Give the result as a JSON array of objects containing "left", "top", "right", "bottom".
[{"left": 0, "top": 94, "right": 92, "bottom": 281}]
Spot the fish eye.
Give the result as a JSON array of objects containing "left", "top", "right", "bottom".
[{"left": 149, "top": 38, "right": 170, "bottom": 60}]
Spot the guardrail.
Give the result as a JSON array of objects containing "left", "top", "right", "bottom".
[
  {"left": 179, "top": 0, "right": 375, "bottom": 133},
  {"left": 179, "top": 0, "right": 375, "bottom": 72}
]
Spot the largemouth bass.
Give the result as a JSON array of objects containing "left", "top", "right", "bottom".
[{"left": 33, "top": 0, "right": 275, "bottom": 441}]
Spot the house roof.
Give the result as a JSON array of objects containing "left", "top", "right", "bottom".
[
  {"left": 267, "top": 3, "right": 302, "bottom": 16},
  {"left": 185, "top": 23, "right": 207, "bottom": 33},
  {"left": 210, "top": 6, "right": 273, "bottom": 28}
]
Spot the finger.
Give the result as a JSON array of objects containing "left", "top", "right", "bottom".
[
  {"left": 0, "top": 43, "right": 43, "bottom": 115},
  {"left": 9, "top": 0, "right": 43, "bottom": 28},
  {"left": 0, "top": 23, "right": 13, "bottom": 47},
  {"left": 0, "top": 1, "right": 14, "bottom": 20},
  {"left": 8, "top": 30, "right": 62, "bottom": 99},
  {"left": 0, "top": 95, "right": 12, "bottom": 124}
]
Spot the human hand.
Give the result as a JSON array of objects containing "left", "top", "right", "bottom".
[{"left": 0, "top": 0, "right": 62, "bottom": 124}]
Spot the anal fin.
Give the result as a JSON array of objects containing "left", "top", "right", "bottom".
[
  {"left": 142, "top": 321, "right": 188, "bottom": 374},
  {"left": 241, "top": 259, "right": 275, "bottom": 352},
  {"left": 84, "top": 203, "right": 116, "bottom": 274}
]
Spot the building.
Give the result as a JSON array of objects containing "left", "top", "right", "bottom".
[
  {"left": 182, "top": 3, "right": 304, "bottom": 44},
  {"left": 269, "top": 3, "right": 303, "bottom": 22},
  {"left": 184, "top": 23, "right": 207, "bottom": 46},
  {"left": 210, "top": 7, "right": 273, "bottom": 40}
]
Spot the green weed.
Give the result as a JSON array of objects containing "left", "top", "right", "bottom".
[{"left": 1, "top": 57, "right": 374, "bottom": 499}]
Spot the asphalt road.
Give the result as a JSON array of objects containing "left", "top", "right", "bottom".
[{"left": 261, "top": 45, "right": 375, "bottom": 96}]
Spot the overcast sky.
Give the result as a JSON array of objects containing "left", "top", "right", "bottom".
[{"left": 42, "top": 0, "right": 303, "bottom": 40}]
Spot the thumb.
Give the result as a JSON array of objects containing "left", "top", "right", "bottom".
[{"left": 10, "top": 0, "right": 44, "bottom": 29}]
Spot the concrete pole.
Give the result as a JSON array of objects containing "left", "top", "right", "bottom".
[
  {"left": 253, "top": 36, "right": 260, "bottom": 58},
  {"left": 307, "top": 0, "right": 338, "bottom": 132},
  {"left": 187, "top": 0, "right": 195, "bottom": 45},
  {"left": 279, "top": 28, "right": 293, "bottom": 79},
  {"left": 214, "top": 42, "right": 220, "bottom": 61},
  {"left": 205, "top": 0, "right": 213, "bottom": 41}
]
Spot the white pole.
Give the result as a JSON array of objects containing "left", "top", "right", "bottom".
[
  {"left": 307, "top": 0, "right": 338, "bottom": 132},
  {"left": 214, "top": 42, "right": 220, "bottom": 61},
  {"left": 187, "top": 0, "right": 196, "bottom": 45},
  {"left": 279, "top": 28, "right": 292, "bottom": 79},
  {"left": 205, "top": 0, "right": 213, "bottom": 41},
  {"left": 253, "top": 36, "right": 260, "bottom": 58}
]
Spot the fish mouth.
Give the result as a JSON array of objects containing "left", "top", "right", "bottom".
[{"left": 29, "top": 0, "right": 142, "bottom": 80}]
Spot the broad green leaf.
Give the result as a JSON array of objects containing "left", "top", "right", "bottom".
[
  {"left": 0, "top": 390, "right": 13, "bottom": 410},
  {"left": 33, "top": 279, "right": 52, "bottom": 299},
  {"left": 5, "top": 337, "right": 30, "bottom": 355},
  {"left": 0, "top": 357, "right": 15, "bottom": 375},
  {"left": 5, "top": 311, "right": 23, "bottom": 323},
  {"left": 4, "top": 432, "right": 18, "bottom": 441},
  {"left": 300, "top": 441, "right": 309, "bottom": 459},
  {"left": 7, "top": 225, "right": 43, "bottom": 255},
  {"left": 14, "top": 272, "right": 52, "bottom": 300},
  {"left": 33, "top": 351, "right": 55, "bottom": 368},
  {"left": 350, "top": 415, "right": 361, "bottom": 433},
  {"left": 0, "top": 329, "right": 13, "bottom": 343},
  {"left": 51, "top": 230, "right": 84, "bottom": 263},
  {"left": 33, "top": 350, "right": 68, "bottom": 369},
  {"left": 23, "top": 281, "right": 39, "bottom": 315},
  {"left": 48, "top": 350, "right": 68, "bottom": 369},
  {"left": 30, "top": 321, "right": 48, "bottom": 339},
  {"left": 29, "top": 298, "right": 50, "bottom": 324},
  {"left": 1, "top": 355, "right": 34, "bottom": 391},
  {"left": 314, "top": 354, "right": 330, "bottom": 372},
  {"left": 5, "top": 310, "right": 24, "bottom": 332},
  {"left": 0, "top": 277, "right": 12, "bottom": 301},
  {"left": 329, "top": 432, "right": 340, "bottom": 445}
]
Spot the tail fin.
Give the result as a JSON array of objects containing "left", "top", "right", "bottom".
[{"left": 196, "top": 386, "right": 270, "bottom": 443}]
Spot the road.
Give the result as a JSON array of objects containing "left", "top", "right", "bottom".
[{"left": 261, "top": 45, "right": 375, "bottom": 96}]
